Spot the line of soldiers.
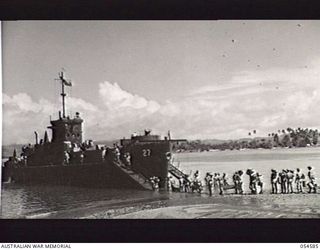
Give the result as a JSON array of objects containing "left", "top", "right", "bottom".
[
  {"left": 204, "top": 172, "right": 232, "bottom": 195},
  {"left": 166, "top": 171, "right": 232, "bottom": 195},
  {"left": 203, "top": 170, "right": 264, "bottom": 195},
  {"left": 271, "top": 166, "right": 317, "bottom": 194},
  {"left": 162, "top": 166, "right": 317, "bottom": 195}
]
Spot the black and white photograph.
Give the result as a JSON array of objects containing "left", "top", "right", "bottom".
[{"left": 1, "top": 20, "right": 320, "bottom": 220}]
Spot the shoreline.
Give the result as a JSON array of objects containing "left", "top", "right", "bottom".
[
  {"left": 111, "top": 192, "right": 320, "bottom": 219},
  {"left": 23, "top": 191, "right": 320, "bottom": 219},
  {"left": 174, "top": 145, "right": 320, "bottom": 154}
]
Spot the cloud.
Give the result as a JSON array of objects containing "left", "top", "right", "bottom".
[
  {"left": 3, "top": 93, "right": 55, "bottom": 144},
  {"left": 165, "top": 57, "right": 320, "bottom": 139},
  {"left": 99, "top": 82, "right": 160, "bottom": 112},
  {"left": 3, "top": 93, "right": 42, "bottom": 113},
  {"left": 4, "top": 58, "right": 320, "bottom": 144},
  {"left": 2, "top": 82, "right": 162, "bottom": 144}
]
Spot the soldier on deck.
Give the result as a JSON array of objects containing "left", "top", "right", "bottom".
[
  {"left": 101, "top": 147, "right": 107, "bottom": 161},
  {"left": 113, "top": 145, "right": 121, "bottom": 163},
  {"left": 80, "top": 152, "right": 84, "bottom": 164},
  {"left": 64, "top": 151, "right": 70, "bottom": 165},
  {"left": 123, "top": 152, "right": 132, "bottom": 167}
]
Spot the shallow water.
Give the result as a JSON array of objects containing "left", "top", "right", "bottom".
[
  {"left": 0, "top": 185, "right": 166, "bottom": 218},
  {"left": 174, "top": 147, "right": 320, "bottom": 192},
  {"left": 1, "top": 147, "right": 319, "bottom": 218}
]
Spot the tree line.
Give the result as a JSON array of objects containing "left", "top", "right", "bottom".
[{"left": 173, "top": 127, "right": 319, "bottom": 152}]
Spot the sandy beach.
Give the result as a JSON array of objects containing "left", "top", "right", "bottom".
[
  {"left": 113, "top": 193, "right": 320, "bottom": 219},
  {"left": 26, "top": 190, "right": 320, "bottom": 219}
]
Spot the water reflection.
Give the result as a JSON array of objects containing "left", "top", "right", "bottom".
[{"left": 1, "top": 184, "right": 167, "bottom": 218}]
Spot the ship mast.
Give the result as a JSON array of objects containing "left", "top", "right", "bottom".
[{"left": 57, "top": 71, "right": 72, "bottom": 118}]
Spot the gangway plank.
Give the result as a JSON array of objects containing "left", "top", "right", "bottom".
[{"left": 113, "top": 161, "right": 153, "bottom": 190}]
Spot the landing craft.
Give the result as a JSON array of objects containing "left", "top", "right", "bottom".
[{"left": 2, "top": 72, "right": 188, "bottom": 190}]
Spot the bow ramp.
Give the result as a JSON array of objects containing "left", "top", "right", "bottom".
[
  {"left": 168, "top": 163, "right": 190, "bottom": 183},
  {"left": 114, "top": 161, "right": 153, "bottom": 190}
]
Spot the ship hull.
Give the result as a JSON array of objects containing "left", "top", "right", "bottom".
[{"left": 4, "top": 162, "right": 147, "bottom": 189}]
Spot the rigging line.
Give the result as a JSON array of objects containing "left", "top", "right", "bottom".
[
  {"left": 51, "top": 78, "right": 56, "bottom": 119},
  {"left": 69, "top": 80, "right": 73, "bottom": 117}
]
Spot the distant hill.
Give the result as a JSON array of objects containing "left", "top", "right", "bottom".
[
  {"left": 199, "top": 139, "right": 230, "bottom": 145},
  {"left": 196, "top": 137, "right": 270, "bottom": 145}
]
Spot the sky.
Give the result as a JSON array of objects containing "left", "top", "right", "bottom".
[{"left": 2, "top": 20, "right": 320, "bottom": 145}]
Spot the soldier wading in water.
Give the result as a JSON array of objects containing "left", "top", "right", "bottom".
[
  {"left": 205, "top": 172, "right": 214, "bottom": 196},
  {"left": 295, "top": 168, "right": 303, "bottom": 193},
  {"left": 307, "top": 166, "right": 317, "bottom": 193},
  {"left": 246, "top": 169, "right": 258, "bottom": 194},
  {"left": 233, "top": 170, "right": 244, "bottom": 194},
  {"left": 271, "top": 169, "right": 279, "bottom": 194}
]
